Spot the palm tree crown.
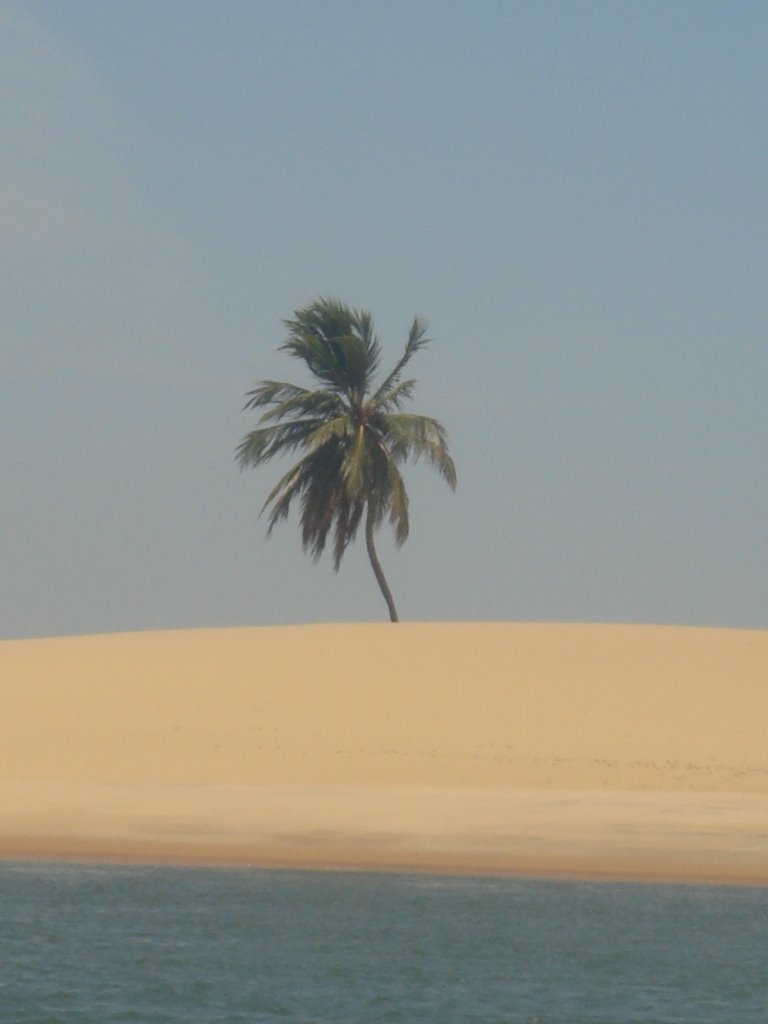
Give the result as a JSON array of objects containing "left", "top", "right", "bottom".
[{"left": 236, "top": 297, "right": 456, "bottom": 621}]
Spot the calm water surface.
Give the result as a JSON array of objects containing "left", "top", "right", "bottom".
[{"left": 0, "top": 862, "right": 766, "bottom": 1023}]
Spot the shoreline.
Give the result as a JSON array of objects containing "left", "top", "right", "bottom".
[
  {"left": 4, "top": 848, "right": 767, "bottom": 889},
  {"left": 2, "top": 623, "right": 767, "bottom": 886},
  {"left": 1, "top": 782, "right": 766, "bottom": 887}
]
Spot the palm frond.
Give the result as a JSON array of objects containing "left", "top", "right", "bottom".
[
  {"left": 297, "top": 445, "right": 345, "bottom": 559},
  {"left": 244, "top": 380, "right": 346, "bottom": 423},
  {"left": 332, "top": 496, "right": 364, "bottom": 570},
  {"left": 377, "top": 412, "right": 457, "bottom": 488},
  {"left": 243, "top": 380, "right": 311, "bottom": 411},
  {"left": 351, "top": 307, "right": 381, "bottom": 384},
  {"left": 262, "top": 445, "right": 342, "bottom": 559},
  {"left": 280, "top": 298, "right": 380, "bottom": 399},
  {"left": 381, "top": 447, "right": 410, "bottom": 545},
  {"left": 235, "top": 418, "right": 327, "bottom": 467},
  {"left": 373, "top": 377, "right": 417, "bottom": 413},
  {"left": 261, "top": 456, "right": 314, "bottom": 532},
  {"left": 371, "top": 317, "right": 430, "bottom": 405},
  {"left": 304, "top": 416, "right": 353, "bottom": 450},
  {"left": 341, "top": 425, "right": 372, "bottom": 502}
]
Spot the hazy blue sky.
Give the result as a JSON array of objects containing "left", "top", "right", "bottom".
[{"left": 3, "top": 0, "right": 766, "bottom": 638}]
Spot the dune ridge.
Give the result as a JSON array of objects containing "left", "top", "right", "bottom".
[{"left": 1, "top": 623, "right": 767, "bottom": 883}]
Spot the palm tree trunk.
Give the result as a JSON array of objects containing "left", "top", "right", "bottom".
[{"left": 365, "top": 504, "right": 399, "bottom": 622}]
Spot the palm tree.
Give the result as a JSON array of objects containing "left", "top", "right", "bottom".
[{"left": 236, "top": 297, "right": 456, "bottom": 622}]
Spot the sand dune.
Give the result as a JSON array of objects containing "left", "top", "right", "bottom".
[{"left": 1, "top": 623, "right": 766, "bottom": 883}]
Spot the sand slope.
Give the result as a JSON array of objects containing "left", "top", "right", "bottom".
[{"left": 1, "top": 623, "right": 767, "bottom": 883}]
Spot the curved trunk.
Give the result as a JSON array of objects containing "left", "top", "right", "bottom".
[{"left": 365, "top": 504, "right": 399, "bottom": 622}]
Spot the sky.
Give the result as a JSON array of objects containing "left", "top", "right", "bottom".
[{"left": 2, "top": 0, "right": 767, "bottom": 639}]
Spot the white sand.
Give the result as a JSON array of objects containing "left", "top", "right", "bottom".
[{"left": 1, "top": 623, "right": 766, "bottom": 883}]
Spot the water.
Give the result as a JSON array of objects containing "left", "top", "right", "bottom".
[{"left": 0, "top": 863, "right": 765, "bottom": 1023}]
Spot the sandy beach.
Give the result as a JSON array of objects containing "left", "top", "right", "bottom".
[{"left": 1, "top": 622, "right": 766, "bottom": 884}]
